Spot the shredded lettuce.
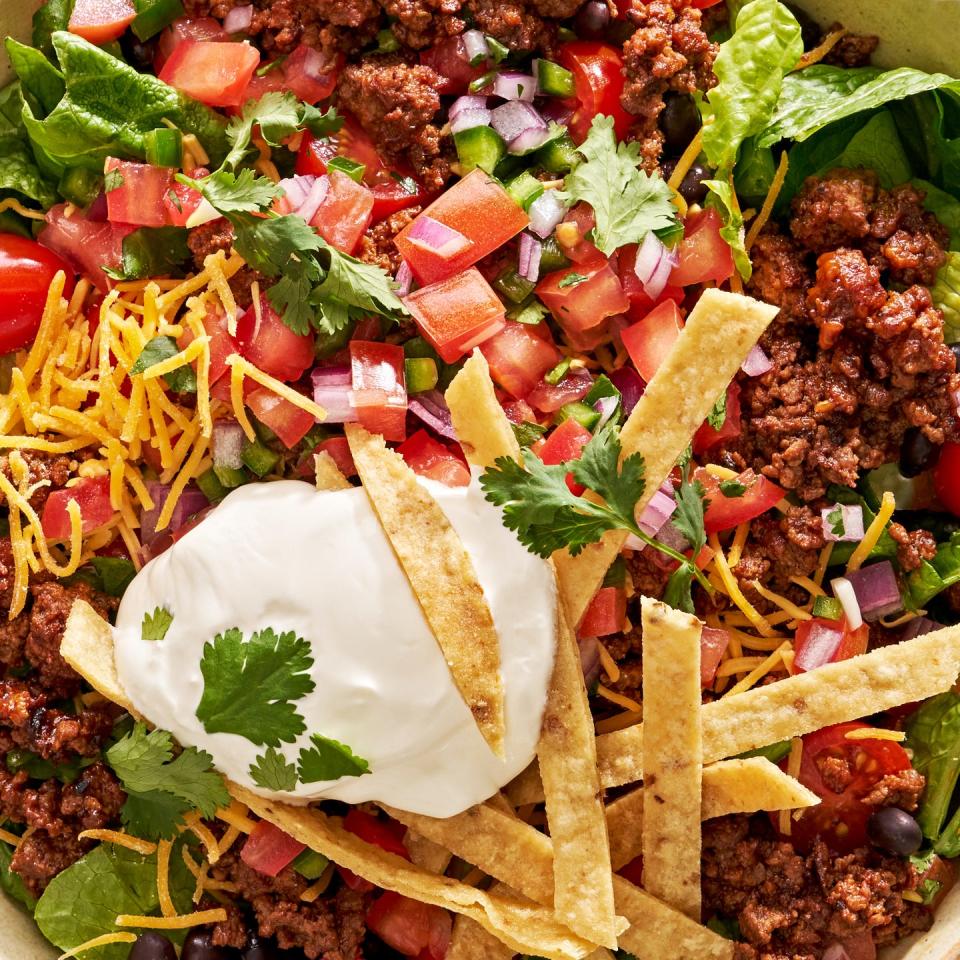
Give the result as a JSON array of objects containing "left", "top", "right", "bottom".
[
  {"left": 906, "top": 531, "right": 960, "bottom": 608},
  {"left": 0, "top": 838, "right": 37, "bottom": 913},
  {"left": 703, "top": 178, "right": 750, "bottom": 279},
  {"left": 932, "top": 251, "right": 960, "bottom": 340}
]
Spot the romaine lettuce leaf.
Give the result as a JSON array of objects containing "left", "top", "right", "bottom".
[
  {"left": 703, "top": 178, "right": 750, "bottom": 279},
  {"left": 906, "top": 531, "right": 960, "bottom": 607},
  {"left": 906, "top": 692, "right": 960, "bottom": 847},
  {"left": 932, "top": 251, "right": 960, "bottom": 340},
  {"left": 918, "top": 180, "right": 960, "bottom": 250},
  {"left": 0, "top": 82, "right": 58, "bottom": 211},
  {"left": 0, "top": 839, "right": 37, "bottom": 913}
]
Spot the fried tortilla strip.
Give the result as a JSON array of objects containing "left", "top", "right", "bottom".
[
  {"left": 446, "top": 358, "right": 619, "bottom": 947},
  {"left": 606, "top": 758, "right": 819, "bottom": 871},
  {"left": 313, "top": 451, "right": 351, "bottom": 491},
  {"left": 640, "top": 598, "right": 703, "bottom": 919},
  {"left": 386, "top": 797, "right": 732, "bottom": 960},
  {"left": 405, "top": 830, "right": 453, "bottom": 875},
  {"left": 345, "top": 423, "right": 505, "bottom": 757},
  {"left": 553, "top": 289, "right": 779, "bottom": 628},
  {"left": 448, "top": 915, "right": 514, "bottom": 960}
]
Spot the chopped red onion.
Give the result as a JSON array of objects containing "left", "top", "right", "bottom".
[
  {"left": 450, "top": 108, "right": 492, "bottom": 134},
  {"left": 528, "top": 190, "right": 567, "bottom": 238},
  {"left": 141, "top": 484, "right": 208, "bottom": 544},
  {"left": 633, "top": 232, "right": 678, "bottom": 300},
  {"left": 830, "top": 576, "right": 863, "bottom": 629},
  {"left": 700, "top": 626, "right": 730, "bottom": 687},
  {"left": 636, "top": 489, "right": 676, "bottom": 538},
  {"left": 901, "top": 616, "right": 945, "bottom": 641},
  {"left": 493, "top": 71, "right": 537, "bottom": 102},
  {"left": 594, "top": 394, "right": 618, "bottom": 431},
  {"left": 579, "top": 636, "right": 601, "bottom": 687},
  {"left": 406, "top": 215, "right": 474, "bottom": 259},
  {"left": 491, "top": 101, "right": 549, "bottom": 155},
  {"left": 518, "top": 233, "right": 542, "bottom": 282},
  {"left": 449, "top": 95, "right": 489, "bottom": 119},
  {"left": 846, "top": 561, "right": 902, "bottom": 622},
  {"left": 278, "top": 174, "right": 314, "bottom": 210},
  {"left": 395, "top": 260, "right": 414, "bottom": 296},
  {"left": 311, "top": 366, "right": 357, "bottom": 424},
  {"left": 212, "top": 419, "right": 245, "bottom": 470},
  {"left": 609, "top": 367, "right": 644, "bottom": 417},
  {"left": 820, "top": 503, "right": 865, "bottom": 543},
  {"left": 510, "top": 125, "right": 553, "bottom": 155},
  {"left": 223, "top": 4, "right": 253, "bottom": 32},
  {"left": 741, "top": 343, "right": 773, "bottom": 377},
  {"left": 408, "top": 390, "right": 457, "bottom": 440},
  {"left": 461, "top": 29, "right": 490, "bottom": 66},
  {"left": 296, "top": 175, "right": 329, "bottom": 226},
  {"left": 85, "top": 191, "right": 108, "bottom": 222}
]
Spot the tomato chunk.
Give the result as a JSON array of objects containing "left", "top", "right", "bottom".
[
  {"left": 699, "top": 626, "right": 730, "bottom": 688},
  {"left": 240, "top": 820, "right": 306, "bottom": 877},
  {"left": 343, "top": 809, "right": 410, "bottom": 859},
  {"left": 419, "top": 36, "right": 488, "bottom": 94},
  {"left": 156, "top": 17, "right": 227, "bottom": 70},
  {"left": 236, "top": 294, "right": 315, "bottom": 383},
  {"left": 621, "top": 299, "right": 683, "bottom": 383},
  {"left": 578, "top": 586, "right": 626, "bottom": 638},
  {"left": 367, "top": 891, "right": 452, "bottom": 960},
  {"left": 104, "top": 158, "right": 174, "bottom": 229},
  {"left": 693, "top": 381, "right": 741, "bottom": 453},
  {"left": 317, "top": 436, "right": 357, "bottom": 478},
  {"left": 247, "top": 387, "right": 317, "bottom": 449},
  {"left": 159, "top": 40, "right": 260, "bottom": 108},
  {"left": 792, "top": 617, "right": 868, "bottom": 673},
  {"left": 698, "top": 467, "right": 784, "bottom": 535},
  {"left": 41, "top": 477, "right": 116, "bottom": 540},
  {"left": 395, "top": 170, "right": 528, "bottom": 285},
  {"left": 539, "top": 418, "right": 592, "bottom": 495},
  {"left": 350, "top": 340, "right": 407, "bottom": 443},
  {"left": 398, "top": 430, "right": 470, "bottom": 488},
  {"left": 403, "top": 268, "right": 505, "bottom": 364},
  {"left": 310, "top": 170, "right": 374, "bottom": 255},
  {"left": 39, "top": 204, "right": 134, "bottom": 293},
  {"left": 478, "top": 321, "right": 561, "bottom": 399},
  {"left": 669, "top": 208, "right": 734, "bottom": 287},
  {"left": 69, "top": 0, "right": 136, "bottom": 44},
  {"left": 537, "top": 259, "right": 629, "bottom": 336},
  {"left": 556, "top": 41, "right": 632, "bottom": 144},
  {"left": 177, "top": 306, "right": 237, "bottom": 386}
]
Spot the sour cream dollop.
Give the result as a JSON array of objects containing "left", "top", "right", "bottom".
[{"left": 113, "top": 478, "right": 557, "bottom": 817}]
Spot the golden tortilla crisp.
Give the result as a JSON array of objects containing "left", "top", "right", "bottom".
[
  {"left": 345, "top": 423, "right": 506, "bottom": 757},
  {"left": 640, "top": 598, "right": 704, "bottom": 920},
  {"left": 313, "top": 451, "right": 351, "bottom": 491},
  {"left": 447, "top": 915, "right": 514, "bottom": 960}
]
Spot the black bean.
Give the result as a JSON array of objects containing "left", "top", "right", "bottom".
[
  {"left": 574, "top": 0, "right": 610, "bottom": 39},
  {"left": 243, "top": 936, "right": 281, "bottom": 960},
  {"left": 866, "top": 807, "right": 923, "bottom": 856},
  {"left": 182, "top": 929, "right": 237, "bottom": 960},
  {"left": 674, "top": 163, "right": 711, "bottom": 205},
  {"left": 128, "top": 933, "right": 177, "bottom": 960},
  {"left": 660, "top": 94, "right": 702, "bottom": 156},
  {"left": 899, "top": 426, "right": 941, "bottom": 477}
]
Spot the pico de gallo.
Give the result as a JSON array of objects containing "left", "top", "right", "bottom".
[{"left": 2, "top": 0, "right": 960, "bottom": 958}]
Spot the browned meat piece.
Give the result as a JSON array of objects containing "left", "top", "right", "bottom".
[
  {"left": 862, "top": 769, "right": 926, "bottom": 811},
  {"left": 187, "top": 218, "right": 260, "bottom": 309},
  {"left": 790, "top": 169, "right": 878, "bottom": 254},
  {"left": 868, "top": 184, "right": 949, "bottom": 286},
  {"left": 0, "top": 613, "right": 28, "bottom": 668},
  {"left": 464, "top": 0, "right": 553, "bottom": 52},
  {"left": 807, "top": 249, "right": 887, "bottom": 349},
  {"left": 731, "top": 509, "right": 822, "bottom": 591},
  {"left": 358, "top": 206, "right": 421, "bottom": 274},
  {"left": 0, "top": 452, "right": 72, "bottom": 512},
  {"left": 383, "top": 0, "right": 465, "bottom": 49},
  {"left": 745, "top": 230, "right": 811, "bottom": 325},
  {"left": 889, "top": 523, "right": 937, "bottom": 572},
  {"left": 822, "top": 23, "right": 879, "bottom": 68}
]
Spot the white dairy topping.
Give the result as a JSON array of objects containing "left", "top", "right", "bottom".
[{"left": 113, "top": 477, "right": 557, "bottom": 817}]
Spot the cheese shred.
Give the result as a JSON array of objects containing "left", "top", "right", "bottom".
[
  {"left": 76, "top": 830, "right": 157, "bottom": 855},
  {"left": 846, "top": 491, "right": 896, "bottom": 572},
  {"left": 56, "top": 933, "right": 138, "bottom": 959},
  {"left": 116, "top": 908, "right": 228, "bottom": 929},
  {"left": 779, "top": 738, "right": 804, "bottom": 835}
]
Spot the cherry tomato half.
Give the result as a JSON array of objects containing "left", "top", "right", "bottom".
[{"left": 556, "top": 41, "right": 632, "bottom": 144}]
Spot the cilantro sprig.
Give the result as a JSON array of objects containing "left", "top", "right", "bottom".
[
  {"left": 298, "top": 734, "right": 370, "bottom": 783},
  {"left": 141, "top": 606, "right": 173, "bottom": 642},
  {"left": 479, "top": 424, "right": 712, "bottom": 607},
  {"left": 250, "top": 746, "right": 298, "bottom": 792}
]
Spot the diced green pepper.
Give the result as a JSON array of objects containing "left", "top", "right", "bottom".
[
  {"left": 538, "top": 235, "right": 570, "bottom": 273},
  {"left": 58, "top": 166, "right": 102, "bottom": 207},
  {"left": 545, "top": 357, "right": 571, "bottom": 385},
  {"left": 196, "top": 467, "right": 229, "bottom": 502},
  {"left": 557, "top": 400, "right": 600, "bottom": 431},
  {"left": 454, "top": 126, "right": 506, "bottom": 175},
  {"left": 315, "top": 319, "right": 355, "bottom": 360},
  {"left": 405, "top": 357, "right": 439, "bottom": 394},
  {"left": 327, "top": 156, "right": 366, "bottom": 183},
  {"left": 292, "top": 849, "right": 330, "bottom": 879},
  {"left": 486, "top": 37, "right": 509, "bottom": 64},
  {"left": 144, "top": 128, "right": 183, "bottom": 169},
  {"left": 212, "top": 463, "right": 248, "bottom": 490},
  {"left": 493, "top": 267, "right": 536, "bottom": 305},
  {"left": 505, "top": 170, "right": 545, "bottom": 211},
  {"left": 534, "top": 132, "right": 580, "bottom": 174},
  {"left": 811, "top": 595, "right": 843, "bottom": 620},
  {"left": 132, "top": 0, "right": 184, "bottom": 40},
  {"left": 241, "top": 437, "right": 280, "bottom": 477},
  {"left": 535, "top": 59, "right": 575, "bottom": 98}
]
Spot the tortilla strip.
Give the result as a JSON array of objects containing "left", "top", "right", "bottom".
[
  {"left": 640, "top": 598, "right": 703, "bottom": 919},
  {"left": 345, "top": 423, "right": 505, "bottom": 757},
  {"left": 405, "top": 830, "right": 453, "bottom": 875},
  {"left": 385, "top": 794, "right": 732, "bottom": 959},
  {"left": 552, "top": 289, "right": 779, "bottom": 629},
  {"left": 606, "top": 758, "right": 819, "bottom": 871},
  {"left": 445, "top": 358, "right": 620, "bottom": 948},
  {"left": 60, "top": 602, "right": 597, "bottom": 960},
  {"left": 313, "top": 451, "right": 351, "bottom": 491},
  {"left": 447, "top": 915, "right": 514, "bottom": 960}
]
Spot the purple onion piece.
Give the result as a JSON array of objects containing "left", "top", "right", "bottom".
[
  {"left": 223, "top": 4, "right": 253, "bottom": 32},
  {"left": 528, "top": 190, "right": 567, "bottom": 239},
  {"left": 508, "top": 125, "right": 553, "bottom": 156},
  {"left": 278, "top": 175, "right": 313, "bottom": 210},
  {"left": 578, "top": 636, "right": 601, "bottom": 687},
  {"left": 821, "top": 503, "right": 865, "bottom": 543},
  {"left": 407, "top": 215, "right": 473, "bottom": 258},
  {"left": 450, "top": 108, "right": 492, "bottom": 134},
  {"left": 518, "top": 233, "right": 542, "bottom": 282},
  {"left": 408, "top": 390, "right": 457, "bottom": 440},
  {"left": 311, "top": 367, "right": 356, "bottom": 423},
  {"left": 493, "top": 71, "right": 538, "bottom": 102},
  {"left": 636, "top": 488, "right": 677, "bottom": 538},
  {"left": 594, "top": 394, "right": 618, "bottom": 431},
  {"left": 169, "top": 487, "right": 210, "bottom": 533},
  {"left": 449, "top": 95, "right": 489, "bottom": 119},
  {"left": 491, "top": 101, "right": 545, "bottom": 147},
  {"left": 461, "top": 29, "right": 490, "bottom": 66},
  {"left": 741, "top": 343, "right": 773, "bottom": 377},
  {"left": 395, "top": 260, "right": 414, "bottom": 296},
  {"left": 845, "top": 561, "right": 902, "bottom": 622},
  {"left": 900, "top": 616, "right": 945, "bottom": 641},
  {"left": 609, "top": 366, "right": 644, "bottom": 417},
  {"left": 296, "top": 175, "right": 329, "bottom": 225},
  {"left": 212, "top": 419, "right": 245, "bottom": 470}
]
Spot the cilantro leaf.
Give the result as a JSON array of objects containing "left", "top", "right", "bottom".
[
  {"left": 826, "top": 505, "right": 845, "bottom": 537},
  {"left": 558, "top": 271, "right": 587, "bottom": 288},
  {"left": 706, "top": 390, "right": 727, "bottom": 430},
  {"left": 103, "top": 168, "right": 123, "bottom": 193},
  {"left": 249, "top": 747, "right": 298, "bottom": 791},
  {"left": 232, "top": 212, "right": 323, "bottom": 275},
  {"left": 297, "top": 734, "right": 370, "bottom": 783},
  {"left": 719, "top": 479, "right": 746, "bottom": 498},
  {"left": 129, "top": 335, "right": 196, "bottom": 393},
  {"left": 664, "top": 566, "right": 696, "bottom": 614},
  {"left": 511, "top": 421, "right": 547, "bottom": 448},
  {"left": 569, "top": 425, "right": 646, "bottom": 523},
  {"left": 106, "top": 723, "right": 229, "bottom": 839},
  {"left": 182, "top": 167, "right": 282, "bottom": 214},
  {"left": 672, "top": 471, "right": 709, "bottom": 561},
  {"left": 141, "top": 606, "right": 173, "bottom": 642},
  {"left": 89, "top": 556, "right": 136, "bottom": 596},
  {"left": 559, "top": 114, "right": 678, "bottom": 256},
  {"left": 196, "top": 627, "right": 315, "bottom": 747}
]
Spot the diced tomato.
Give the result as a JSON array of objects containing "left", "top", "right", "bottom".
[
  {"left": 343, "top": 809, "right": 409, "bottom": 859},
  {"left": 669, "top": 208, "right": 734, "bottom": 288},
  {"left": 618, "top": 242, "right": 685, "bottom": 308},
  {"left": 282, "top": 44, "right": 340, "bottom": 103},
  {"left": 833, "top": 933, "right": 877, "bottom": 960},
  {"left": 104, "top": 158, "right": 174, "bottom": 229},
  {"left": 367, "top": 891, "right": 452, "bottom": 960},
  {"left": 404, "top": 268, "right": 506, "bottom": 365},
  {"left": 395, "top": 170, "right": 529, "bottom": 285},
  {"left": 68, "top": 0, "right": 136, "bottom": 44},
  {"left": 934, "top": 442, "right": 960, "bottom": 516},
  {"left": 918, "top": 855, "right": 957, "bottom": 912},
  {"left": 159, "top": 40, "right": 260, "bottom": 108},
  {"left": 41, "top": 477, "right": 116, "bottom": 540},
  {"left": 247, "top": 387, "right": 316, "bottom": 449},
  {"left": 177, "top": 305, "right": 237, "bottom": 386},
  {"left": 478, "top": 321, "right": 561, "bottom": 399},
  {"left": 240, "top": 820, "right": 306, "bottom": 878},
  {"left": 398, "top": 430, "right": 470, "bottom": 488},
  {"left": 556, "top": 204, "right": 601, "bottom": 264},
  {"left": 693, "top": 381, "right": 741, "bottom": 453},
  {"left": 578, "top": 586, "right": 626, "bottom": 638},
  {"left": 351, "top": 340, "right": 407, "bottom": 443},
  {"left": 697, "top": 467, "right": 784, "bottom": 535},
  {"left": 540, "top": 418, "right": 592, "bottom": 495},
  {"left": 0, "top": 235, "right": 76, "bottom": 354},
  {"left": 162, "top": 180, "right": 206, "bottom": 228},
  {"left": 371, "top": 179, "right": 431, "bottom": 224},
  {"left": 297, "top": 115, "right": 387, "bottom": 181},
  {"left": 556, "top": 41, "right": 632, "bottom": 144},
  {"left": 699, "top": 626, "right": 730, "bottom": 688},
  {"left": 419, "top": 36, "right": 487, "bottom": 94},
  {"left": 783, "top": 722, "right": 913, "bottom": 852},
  {"left": 310, "top": 170, "right": 374, "bottom": 255},
  {"left": 792, "top": 617, "right": 869, "bottom": 674},
  {"left": 236, "top": 294, "right": 315, "bottom": 383},
  {"left": 526, "top": 368, "right": 593, "bottom": 414},
  {"left": 621, "top": 299, "right": 684, "bottom": 383},
  {"left": 314, "top": 436, "right": 355, "bottom": 478},
  {"left": 501, "top": 399, "right": 538, "bottom": 425},
  {"left": 155, "top": 17, "right": 227, "bottom": 71},
  {"left": 537, "top": 259, "right": 629, "bottom": 336},
  {"left": 39, "top": 204, "right": 134, "bottom": 293}
]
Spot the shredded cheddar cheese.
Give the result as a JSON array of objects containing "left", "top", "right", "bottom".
[
  {"left": 844, "top": 727, "right": 906, "bottom": 742},
  {"left": 716, "top": 656, "right": 766, "bottom": 678},
  {"left": 745, "top": 151, "right": 789, "bottom": 251},
  {"left": 157, "top": 839, "right": 176, "bottom": 918},
  {"left": 749, "top": 580, "right": 813, "bottom": 622},
  {"left": 226, "top": 354, "right": 328, "bottom": 422},
  {"left": 725, "top": 641, "right": 791, "bottom": 697},
  {"left": 301, "top": 864, "right": 336, "bottom": 903},
  {"left": 56, "top": 933, "right": 138, "bottom": 959},
  {"left": 597, "top": 684, "right": 642, "bottom": 712},
  {"left": 779, "top": 738, "right": 804, "bottom": 835},
  {"left": 216, "top": 799, "right": 258, "bottom": 834},
  {"left": 794, "top": 27, "right": 847, "bottom": 70},
  {"left": 708, "top": 533, "right": 775, "bottom": 637},
  {"left": 76, "top": 830, "right": 157, "bottom": 855},
  {"left": 594, "top": 710, "right": 644, "bottom": 734},
  {"left": 727, "top": 522, "right": 750, "bottom": 569},
  {"left": 847, "top": 491, "right": 896, "bottom": 572},
  {"left": 0, "top": 827, "right": 21, "bottom": 846},
  {"left": 597, "top": 641, "right": 620, "bottom": 683},
  {"left": 117, "top": 908, "right": 228, "bottom": 929},
  {"left": 668, "top": 129, "right": 704, "bottom": 193}
]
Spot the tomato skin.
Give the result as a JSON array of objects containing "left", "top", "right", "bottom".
[
  {"left": 783, "top": 722, "right": 913, "bottom": 852},
  {"left": 526, "top": 368, "right": 593, "bottom": 414},
  {"left": 793, "top": 617, "right": 869, "bottom": 674},
  {"left": 621, "top": 299, "right": 683, "bottom": 383},
  {"left": 669, "top": 208, "right": 735, "bottom": 287},
  {"left": 556, "top": 204, "right": 602, "bottom": 264},
  {"left": 0, "top": 234, "right": 76, "bottom": 354},
  {"left": 240, "top": 820, "right": 306, "bottom": 877},
  {"left": 934, "top": 442, "right": 960, "bottom": 516},
  {"left": 162, "top": 179, "right": 205, "bottom": 228},
  {"left": 236, "top": 294, "right": 315, "bottom": 383},
  {"left": 419, "top": 36, "right": 487, "bottom": 94},
  {"left": 343, "top": 809, "right": 410, "bottom": 859},
  {"left": 556, "top": 42, "right": 632, "bottom": 144},
  {"left": 297, "top": 116, "right": 387, "bottom": 181},
  {"left": 578, "top": 586, "right": 626, "bottom": 638},
  {"left": 398, "top": 430, "right": 470, "bottom": 488},
  {"left": 479, "top": 321, "right": 561, "bottom": 399},
  {"left": 177, "top": 306, "right": 237, "bottom": 386},
  {"left": 537, "top": 259, "right": 630, "bottom": 336},
  {"left": 699, "top": 626, "right": 730, "bottom": 688},
  {"left": 697, "top": 467, "right": 784, "bottom": 535},
  {"left": 155, "top": 17, "right": 227, "bottom": 70},
  {"left": 367, "top": 891, "right": 452, "bottom": 959},
  {"left": 350, "top": 340, "right": 408, "bottom": 443},
  {"left": 247, "top": 387, "right": 317, "bottom": 449},
  {"left": 68, "top": 0, "right": 136, "bottom": 44},
  {"left": 104, "top": 158, "right": 174, "bottom": 229},
  {"left": 539, "top": 418, "right": 592, "bottom": 495},
  {"left": 310, "top": 170, "right": 374, "bottom": 255},
  {"left": 317, "top": 436, "right": 357, "bottom": 478},
  {"left": 693, "top": 381, "right": 741, "bottom": 453},
  {"left": 159, "top": 40, "right": 260, "bottom": 108},
  {"left": 41, "top": 477, "right": 116, "bottom": 540}
]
